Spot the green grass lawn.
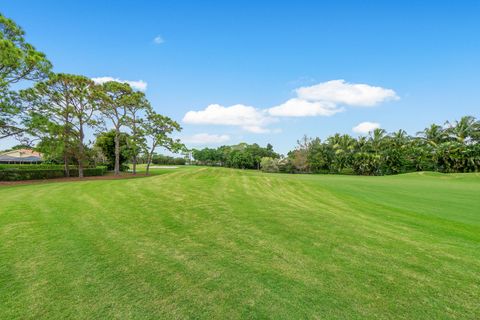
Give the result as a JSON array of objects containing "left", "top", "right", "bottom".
[{"left": 1, "top": 167, "right": 479, "bottom": 319}]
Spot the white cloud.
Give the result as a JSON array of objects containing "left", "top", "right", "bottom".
[
  {"left": 182, "top": 80, "right": 398, "bottom": 133},
  {"left": 352, "top": 122, "right": 381, "bottom": 134},
  {"left": 183, "top": 133, "right": 230, "bottom": 144},
  {"left": 182, "top": 104, "right": 275, "bottom": 133},
  {"left": 267, "top": 80, "right": 397, "bottom": 118},
  {"left": 153, "top": 35, "right": 164, "bottom": 44},
  {"left": 268, "top": 98, "right": 343, "bottom": 117},
  {"left": 297, "top": 79, "right": 398, "bottom": 107},
  {"left": 92, "top": 77, "right": 147, "bottom": 91}
]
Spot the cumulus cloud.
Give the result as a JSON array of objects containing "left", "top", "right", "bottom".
[
  {"left": 266, "top": 80, "right": 397, "bottom": 118},
  {"left": 92, "top": 77, "right": 147, "bottom": 91},
  {"left": 296, "top": 79, "right": 398, "bottom": 107},
  {"left": 183, "top": 80, "right": 398, "bottom": 133},
  {"left": 268, "top": 98, "right": 343, "bottom": 117},
  {"left": 182, "top": 104, "right": 275, "bottom": 133},
  {"left": 183, "top": 133, "right": 230, "bottom": 144},
  {"left": 352, "top": 122, "right": 381, "bottom": 134},
  {"left": 153, "top": 35, "right": 164, "bottom": 44}
]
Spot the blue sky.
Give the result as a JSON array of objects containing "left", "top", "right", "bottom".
[{"left": 2, "top": 0, "right": 479, "bottom": 154}]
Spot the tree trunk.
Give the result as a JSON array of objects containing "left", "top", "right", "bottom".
[
  {"left": 146, "top": 151, "right": 152, "bottom": 175},
  {"left": 63, "top": 115, "right": 70, "bottom": 177},
  {"left": 114, "top": 127, "right": 120, "bottom": 175},
  {"left": 132, "top": 120, "right": 137, "bottom": 175},
  {"left": 146, "top": 159, "right": 151, "bottom": 175},
  {"left": 64, "top": 153, "right": 70, "bottom": 177},
  {"left": 78, "top": 125, "right": 84, "bottom": 178},
  {"left": 145, "top": 143, "right": 157, "bottom": 176}
]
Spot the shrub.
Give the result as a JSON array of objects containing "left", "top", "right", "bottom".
[
  {"left": 0, "top": 169, "right": 66, "bottom": 181},
  {"left": 260, "top": 157, "right": 279, "bottom": 173},
  {"left": 0, "top": 164, "right": 66, "bottom": 171},
  {"left": 0, "top": 166, "right": 107, "bottom": 181}
]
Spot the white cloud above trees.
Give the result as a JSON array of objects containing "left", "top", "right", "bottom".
[
  {"left": 92, "top": 77, "right": 147, "bottom": 91},
  {"left": 182, "top": 104, "right": 275, "bottom": 133},
  {"left": 296, "top": 80, "right": 399, "bottom": 107},
  {"left": 352, "top": 122, "right": 381, "bottom": 134},
  {"left": 183, "top": 80, "right": 397, "bottom": 133},
  {"left": 268, "top": 98, "right": 343, "bottom": 117},
  {"left": 268, "top": 80, "right": 398, "bottom": 117}
]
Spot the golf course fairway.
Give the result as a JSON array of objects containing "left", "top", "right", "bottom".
[{"left": 1, "top": 167, "right": 479, "bottom": 319}]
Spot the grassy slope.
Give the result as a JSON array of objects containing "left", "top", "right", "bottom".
[{"left": 0, "top": 167, "right": 479, "bottom": 319}]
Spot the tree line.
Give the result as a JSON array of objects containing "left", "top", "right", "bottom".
[
  {"left": 192, "top": 116, "right": 480, "bottom": 175},
  {"left": 0, "top": 13, "right": 184, "bottom": 177},
  {"left": 192, "top": 143, "right": 279, "bottom": 169},
  {"left": 273, "top": 117, "right": 480, "bottom": 175},
  {"left": 3, "top": 12, "right": 479, "bottom": 178}
]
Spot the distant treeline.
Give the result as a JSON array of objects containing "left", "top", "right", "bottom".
[
  {"left": 192, "top": 116, "right": 480, "bottom": 175},
  {"left": 150, "top": 154, "right": 186, "bottom": 166},
  {"left": 192, "top": 143, "right": 279, "bottom": 169}
]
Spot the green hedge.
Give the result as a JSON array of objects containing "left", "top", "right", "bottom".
[
  {"left": 0, "top": 164, "right": 65, "bottom": 171},
  {"left": 0, "top": 166, "right": 107, "bottom": 181}
]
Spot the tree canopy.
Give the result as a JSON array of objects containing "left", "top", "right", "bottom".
[{"left": 1, "top": 13, "right": 52, "bottom": 140}]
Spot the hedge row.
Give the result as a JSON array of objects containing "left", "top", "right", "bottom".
[
  {"left": 0, "top": 167, "right": 107, "bottom": 181},
  {"left": 0, "top": 164, "right": 69, "bottom": 171}
]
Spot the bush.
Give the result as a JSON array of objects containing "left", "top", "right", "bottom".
[
  {"left": 0, "top": 169, "right": 66, "bottom": 181},
  {"left": 0, "top": 166, "right": 107, "bottom": 181},
  {"left": 260, "top": 157, "right": 279, "bottom": 173},
  {"left": 0, "top": 164, "right": 66, "bottom": 171}
]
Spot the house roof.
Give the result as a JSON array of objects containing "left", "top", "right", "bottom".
[{"left": 0, "top": 149, "right": 43, "bottom": 162}]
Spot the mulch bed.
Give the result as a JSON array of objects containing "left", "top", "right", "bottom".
[{"left": 0, "top": 173, "right": 148, "bottom": 187}]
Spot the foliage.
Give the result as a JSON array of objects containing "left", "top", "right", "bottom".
[
  {"left": 151, "top": 154, "right": 186, "bottom": 165},
  {"left": 0, "top": 166, "right": 106, "bottom": 181},
  {"left": 260, "top": 157, "right": 279, "bottom": 173},
  {"left": 0, "top": 164, "right": 66, "bottom": 170},
  {"left": 0, "top": 13, "right": 52, "bottom": 140},
  {"left": 20, "top": 73, "right": 102, "bottom": 177},
  {"left": 141, "top": 109, "right": 184, "bottom": 175},
  {"left": 192, "top": 143, "right": 279, "bottom": 169},
  {"left": 94, "top": 130, "right": 132, "bottom": 171},
  {"left": 286, "top": 116, "right": 480, "bottom": 175}
]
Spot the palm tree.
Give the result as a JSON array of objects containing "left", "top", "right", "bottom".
[
  {"left": 391, "top": 129, "right": 408, "bottom": 142},
  {"left": 369, "top": 128, "right": 387, "bottom": 152},
  {"left": 417, "top": 123, "right": 447, "bottom": 147},
  {"left": 445, "top": 116, "right": 480, "bottom": 144}
]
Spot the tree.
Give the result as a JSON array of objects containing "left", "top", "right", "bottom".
[
  {"left": 260, "top": 157, "right": 279, "bottom": 173},
  {"left": 1, "top": 13, "right": 52, "bottom": 140},
  {"left": 417, "top": 123, "right": 447, "bottom": 147},
  {"left": 21, "top": 76, "right": 75, "bottom": 176},
  {"left": 98, "top": 81, "right": 132, "bottom": 175},
  {"left": 285, "top": 116, "right": 480, "bottom": 176},
  {"left": 307, "top": 138, "right": 332, "bottom": 173},
  {"left": 94, "top": 130, "right": 133, "bottom": 171},
  {"left": 291, "top": 135, "right": 311, "bottom": 173},
  {"left": 125, "top": 92, "right": 149, "bottom": 174},
  {"left": 445, "top": 116, "right": 480, "bottom": 144},
  {"left": 142, "top": 109, "right": 184, "bottom": 175},
  {"left": 20, "top": 73, "right": 101, "bottom": 177},
  {"left": 327, "top": 134, "right": 355, "bottom": 173},
  {"left": 369, "top": 128, "right": 387, "bottom": 153},
  {"left": 191, "top": 143, "right": 279, "bottom": 170}
]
